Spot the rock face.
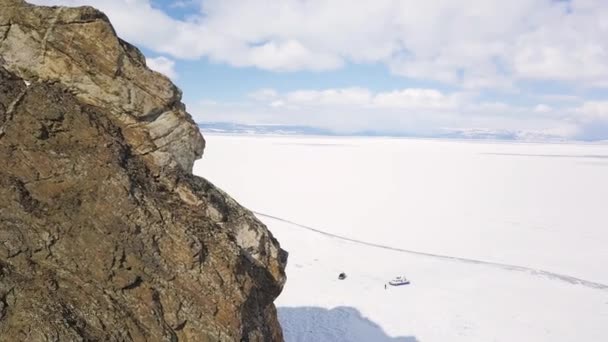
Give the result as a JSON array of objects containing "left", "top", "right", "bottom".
[
  {"left": 0, "top": 0, "right": 204, "bottom": 173},
  {"left": 0, "top": 1, "right": 287, "bottom": 341}
]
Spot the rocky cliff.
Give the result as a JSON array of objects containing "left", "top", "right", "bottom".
[{"left": 0, "top": 0, "right": 287, "bottom": 341}]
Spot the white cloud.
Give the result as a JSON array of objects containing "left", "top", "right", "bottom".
[
  {"left": 29, "top": 0, "right": 608, "bottom": 88},
  {"left": 170, "top": 0, "right": 196, "bottom": 9},
  {"left": 537, "top": 94, "right": 581, "bottom": 103},
  {"left": 285, "top": 88, "right": 372, "bottom": 106},
  {"left": 534, "top": 104, "right": 552, "bottom": 113},
  {"left": 576, "top": 101, "right": 608, "bottom": 121},
  {"left": 573, "top": 101, "right": 608, "bottom": 140},
  {"left": 373, "top": 89, "right": 460, "bottom": 109},
  {"left": 249, "top": 88, "right": 279, "bottom": 102},
  {"left": 250, "top": 87, "right": 463, "bottom": 110},
  {"left": 245, "top": 39, "right": 343, "bottom": 71},
  {"left": 201, "top": 87, "right": 578, "bottom": 139},
  {"left": 26, "top": 0, "right": 608, "bottom": 140},
  {"left": 270, "top": 100, "right": 286, "bottom": 108},
  {"left": 145, "top": 56, "right": 178, "bottom": 79}
]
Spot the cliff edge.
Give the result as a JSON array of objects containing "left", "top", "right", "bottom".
[{"left": 0, "top": 0, "right": 287, "bottom": 341}]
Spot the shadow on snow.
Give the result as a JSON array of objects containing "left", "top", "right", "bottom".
[{"left": 278, "top": 306, "right": 418, "bottom": 342}]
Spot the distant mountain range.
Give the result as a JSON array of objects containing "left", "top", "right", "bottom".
[
  {"left": 198, "top": 122, "right": 567, "bottom": 142},
  {"left": 199, "top": 122, "right": 335, "bottom": 136}
]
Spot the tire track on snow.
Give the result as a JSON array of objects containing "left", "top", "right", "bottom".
[{"left": 254, "top": 211, "right": 608, "bottom": 291}]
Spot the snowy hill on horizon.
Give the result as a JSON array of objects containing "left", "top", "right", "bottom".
[
  {"left": 198, "top": 122, "right": 579, "bottom": 143},
  {"left": 194, "top": 135, "right": 608, "bottom": 342}
]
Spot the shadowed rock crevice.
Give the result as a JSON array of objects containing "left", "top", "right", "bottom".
[{"left": 0, "top": 1, "right": 287, "bottom": 341}]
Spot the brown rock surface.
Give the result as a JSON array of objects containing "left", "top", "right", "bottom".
[
  {"left": 0, "top": 0, "right": 204, "bottom": 173},
  {"left": 0, "top": 1, "right": 287, "bottom": 341}
]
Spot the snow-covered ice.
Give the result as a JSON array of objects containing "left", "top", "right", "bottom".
[{"left": 194, "top": 135, "right": 608, "bottom": 342}]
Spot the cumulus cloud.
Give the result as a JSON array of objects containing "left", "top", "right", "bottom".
[
  {"left": 250, "top": 88, "right": 463, "bottom": 110},
  {"left": 284, "top": 88, "right": 372, "bottom": 106},
  {"left": 373, "top": 89, "right": 461, "bottom": 109},
  {"left": 145, "top": 56, "right": 178, "bottom": 79},
  {"left": 577, "top": 101, "right": 608, "bottom": 121},
  {"left": 569, "top": 101, "right": 608, "bottom": 139},
  {"left": 29, "top": 0, "right": 608, "bottom": 88},
  {"left": 28, "top": 0, "right": 608, "bottom": 140},
  {"left": 534, "top": 104, "right": 552, "bottom": 113}
]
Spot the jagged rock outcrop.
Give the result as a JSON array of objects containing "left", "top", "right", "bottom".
[
  {"left": 0, "top": 1, "right": 287, "bottom": 341},
  {"left": 0, "top": 0, "right": 203, "bottom": 173}
]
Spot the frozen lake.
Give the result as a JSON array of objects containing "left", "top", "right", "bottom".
[{"left": 194, "top": 135, "right": 608, "bottom": 342}]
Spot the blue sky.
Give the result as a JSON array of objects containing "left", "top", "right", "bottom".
[{"left": 31, "top": 0, "right": 608, "bottom": 140}]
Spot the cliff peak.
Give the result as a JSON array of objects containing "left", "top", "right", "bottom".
[{"left": 0, "top": 0, "right": 203, "bottom": 173}]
